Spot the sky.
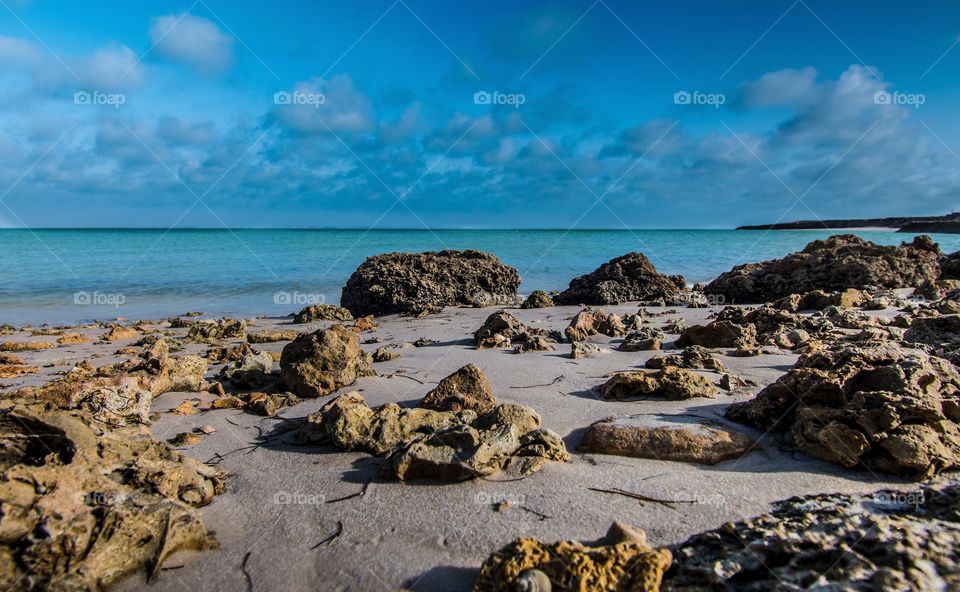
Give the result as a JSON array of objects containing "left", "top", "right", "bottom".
[{"left": 0, "top": 0, "right": 959, "bottom": 229}]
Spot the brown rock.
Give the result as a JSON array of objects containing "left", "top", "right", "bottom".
[
  {"left": 419, "top": 363, "right": 496, "bottom": 414},
  {"left": 598, "top": 367, "right": 716, "bottom": 400},
  {"left": 565, "top": 308, "right": 626, "bottom": 342},
  {"left": 279, "top": 325, "right": 374, "bottom": 398},
  {"left": 101, "top": 325, "right": 139, "bottom": 341},
  {"left": 676, "top": 321, "right": 756, "bottom": 348},
  {"left": 247, "top": 329, "right": 301, "bottom": 343},
  {"left": 578, "top": 418, "right": 755, "bottom": 464},
  {"left": 0, "top": 341, "right": 53, "bottom": 352},
  {"left": 293, "top": 304, "right": 354, "bottom": 323},
  {"left": 57, "top": 332, "right": 89, "bottom": 345},
  {"left": 373, "top": 347, "right": 401, "bottom": 362},
  {"left": 520, "top": 290, "right": 554, "bottom": 308},
  {"left": 554, "top": 252, "right": 685, "bottom": 305}
]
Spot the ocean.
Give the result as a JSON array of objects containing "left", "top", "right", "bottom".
[{"left": 2, "top": 228, "right": 957, "bottom": 325}]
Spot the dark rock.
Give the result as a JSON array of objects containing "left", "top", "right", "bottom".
[
  {"left": 676, "top": 321, "right": 756, "bottom": 348},
  {"left": 520, "top": 290, "right": 554, "bottom": 309},
  {"left": 293, "top": 304, "right": 353, "bottom": 323},
  {"left": 598, "top": 368, "right": 716, "bottom": 400},
  {"left": 341, "top": 250, "right": 520, "bottom": 316},
  {"left": 554, "top": 253, "right": 685, "bottom": 305}
]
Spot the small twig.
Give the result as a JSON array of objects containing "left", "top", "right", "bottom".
[
  {"left": 387, "top": 374, "right": 424, "bottom": 384},
  {"left": 587, "top": 487, "right": 695, "bottom": 509},
  {"left": 509, "top": 375, "right": 563, "bottom": 389},
  {"left": 240, "top": 551, "right": 253, "bottom": 592},
  {"left": 519, "top": 506, "right": 551, "bottom": 521},
  {"left": 310, "top": 521, "right": 343, "bottom": 549},
  {"left": 325, "top": 479, "right": 371, "bottom": 504}
]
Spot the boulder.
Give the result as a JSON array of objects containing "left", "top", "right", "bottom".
[
  {"left": 565, "top": 308, "right": 626, "bottom": 342},
  {"left": 218, "top": 352, "right": 274, "bottom": 389},
  {"left": 419, "top": 363, "right": 497, "bottom": 414},
  {"left": 372, "top": 347, "right": 401, "bottom": 362},
  {"left": 676, "top": 320, "right": 756, "bottom": 348},
  {"left": 663, "top": 479, "right": 960, "bottom": 591},
  {"left": 618, "top": 327, "right": 665, "bottom": 352},
  {"left": 645, "top": 346, "right": 726, "bottom": 373},
  {"left": 598, "top": 368, "right": 716, "bottom": 400},
  {"left": 726, "top": 341, "right": 960, "bottom": 478},
  {"left": 186, "top": 318, "right": 247, "bottom": 342},
  {"left": 0, "top": 401, "right": 225, "bottom": 591},
  {"left": 554, "top": 252, "right": 685, "bottom": 305},
  {"left": 340, "top": 250, "right": 520, "bottom": 316},
  {"left": 279, "top": 326, "right": 374, "bottom": 398},
  {"left": 570, "top": 341, "right": 610, "bottom": 359},
  {"left": 293, "top": 304, "right": 353, "bottom": 323},
  {"left": 101, "top": 325, "right": 138, "bottom": 342},
  {"left": 941, "top": 250, "right": 960, "bottom": 280},
  {"left": 474, "top": 310, "right": 527, "bottom": 349},
  {"left": 474, "top": 522, "right": 672, "bottom": 592},
  {"left": 705, "top": 234, "right": 941, "bottom": 303},
  {"left": 520, "top": 290, "right": 554, "bottom": 309},
  {"left": 513, "top": 335, "right": 555, "bottom": 353},
  {"left": 578, "top": 417, "right": 755, "bottom": 464}
]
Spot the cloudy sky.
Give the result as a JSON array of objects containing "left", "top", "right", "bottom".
[{"left": 1, "top": 0, "right": 959, "bottom": 228}]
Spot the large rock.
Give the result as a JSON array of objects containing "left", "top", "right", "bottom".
[
  {"left": 676, "top": 320, "right": 756, "bottom": 348},
  {"left": 598, "top": 368, "right": 717, "bottom": 400},
  {"left": 218, "top": 351, "right": 274, "bottom": 389},
  {"left": 564, "top": 307, "right": 626, "bottom": 342},
  {"left": 0, "top": 401, "right": 225, "bottom": 591},
  {"left": 293, "top": 303, "right": 354, "bottom": 323},
  {"left": 294, "top": 393, "right": 568, "bottom": 481},
  {"left": 726, "top": 341, "right": 960, "bottom": 479},
  {"left": 474, "top": 522, "right": 672, "bottom": 592},
  {"left": 419, "top": 363, "right": 497, "bottom": 414},
  {"left": 340, "top": 250, "right": 520, "bottom": 316},
  {"left": 705, "top": 234, "right": 941, "bottom": 303},
  {"left": 663, "top": 479, "right": 960, "bottom": 591},
  {"left": 942, "top": 250, "right": 960, "bottom": 280},
  {"left": 578, "top": 417, "right": 755, "bottom": 464},
  {"left": 554, "top": 252, "right": 685, "bottom": 305},
  {"left": 279, "top": 326, "right": 374, "bottom": 398}
]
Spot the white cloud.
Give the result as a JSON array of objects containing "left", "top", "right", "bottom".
[
  {"left": 274, "top": 75, "right": 374, "bottom": 134},
  {"left": 149, "top": 13, "right": 234, "bottom": 76}
]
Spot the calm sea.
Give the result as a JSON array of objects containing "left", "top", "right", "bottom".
[{"left": 1, "top": 229, "right": 957, "bottom": 325}]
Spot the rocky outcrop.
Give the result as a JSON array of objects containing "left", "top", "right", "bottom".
[
  {"left": 598, "top": 368, "right": 716, "bottom": 401},
  {"left": 0, "top": 401, "right": 225, "bottom": 591},
  {"left": 419, "top": 364, "right": 497, "bottom": 414},
  {"left": 578, "top": 417, "right": 755, "bottom": 464},
  {"left": 554, "top": 252, "right": 685, "bottom": 305},
  {"left": 186, "top": 318, "right": 247, "bottom": 342},
  {"left": 942, "top": 251, "right": 960, "bottom": 280},
  {"left": 705, "top": 235, "right": 941, "bottom": 303},
  {"left": 905, "top": 315, "right": 960, "bottom": 355},
  {"left": 726, "top": 342, "right": 960, "bottom": 479},
  {"left": 295, "top": 392, "right": 568, "bottom": 481},
  {"left": 676, "top": 320, "right": 756, "bottom": 348},
  {"left": 564, "top": 308, "right": 626, "bottom": 342},
  {"left": 340, "top": 250, "right": 520, "bottom": 316},
  {"left": 293, "top": 304, "right": 354, "bottom": 323},
  {"left": 279, "top": 326, "right": 374, "bottom": 398},
  {"left": 663, "top": 479, "right": 960, "bottom": 591},
  {"left": 520, "top": 290, "right": 554, "bottom": 309},
  {"left": 775, "top": 288, "right": 868, "bottom": 311},
  {"left": 474, "top": 522, "right": 672, "bottom": 592}
]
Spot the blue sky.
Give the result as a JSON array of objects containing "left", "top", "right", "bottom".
[{"left": 1, "top": 0, "right": 959, "bottom": 228}]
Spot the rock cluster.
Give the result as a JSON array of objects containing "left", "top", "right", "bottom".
[
  {"left": 474, "top": 522, "right": 672, "bottom": 592},
  {"left": 726, "top": 342, "right": 960, "bottom": 479},
  {"left": 565, "top": 308, "right": 626, "bottom": 342},
  {"left": 578, "top": 417, "right": 755, "bottom": 465},
  {"left": 705, "top": 234, "right": 941, "bottom": 303},
  {"left": 295, "top": 392, "right": 568, "bottom": 481},
  {"left": 554, "top": 252, "right": 685, "bottom": 305},
  {"left": 598, "top": 368, "right": 716, "bottom": 401},
  {"left": 293, "top": 304, "right": 354, "bottom": 323},
  {"left": 340, "top": 250, "right": 520, "bottom": 316},
  {"left": 0, "top": 401, "right": 225, "bottom": 591},
  {"left": 663, "top": 479, "right": 960, "bottom": 591},
  {"left": 279, "top": 325, "right": 374, "bottom": 398},
  {"left": 186, "top": 318, "right": 247, "bottom": 342}
]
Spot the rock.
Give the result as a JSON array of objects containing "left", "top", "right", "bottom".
[
  {"left": 618, "top": 328, "right": 665, "bottom": 352},
  {"left": 513, "top": 335, "right": 556, "bottom": 354},
  {"left": 0, "top": 365, "right": 37, "bottom": 379},
  {"left": 676, "top": 321, "right": 756, "bottom": 348},
  {"left": 905, "top": 315, "right": 960, "bottom": 355},
  {"left": 598, "top": 367, "right": 716, "bottom": 400},
  {"left": 204, "top": 343, "right": 254, "bottom": 363},
  {"left": 279, "top": 326, "right": 374, "bottom": 398},
  {"left": 373, "top": 347, "right": 401, "bottom": 362},
  {"left": 351, "top": 315, "right": 378, "bottom": 333},
  {"left": 293, "top": 304, "right": 354, "bottom": 323},
  {"left": 570, "top": 341, "right": 610, "bottom": 359},
  {"left": 247, "top": 329, "right": 301, "bottom": 343},
  {"left": 57, "top": 332, "right": 88, "bottom": 345},
  {"left": 474, "top": 310, "right": 550, "bottom": 349},
  {"left": 0, "top": 341, "right": 53, "bottom": 352},
  {"left": 295, "top": 393, "right": 567, "bottom": 481},
  {"left": 474, "top": 523, "right": 672, "bottom": 592},
  {"left": 554, "top": 253, "right": 685, "bottom": 305},
  {"left": 245, "top": 391, "right": 300, "bottom": 416},
  {"left": 170, "top": 431, "right": 202, "bottom": 446},
  {"left": 100, "top": 325, "right": 139, "bottom": 341},
  {"left": 218, "top": 352, "right": 274, "bottom": 389},
  {"left": 0, "top": 352, "right": 23, "bottom": 365},
  {"left": 578, "top": 417, "right": 755, "bottom": 464},
  {"left": 521, "top": 290, "right": 554, "bottom": 309},
  {"left": 172, "top": 400, "right": 199, "bottom": 415},
  {"left": 663, "top": 479, "right": 960, "bottom": 591},
  {"left": 0, "top": 401, "right": 225, "bottom": 591},
  {"left": 941, "top": 250, "right": 960, "bottom": 280},
  {"left": 200, "top": 424, "right": 217, "bottom": 434},
  {"left": 419, "top": 364, "right": 497, "bottom": 415},
  {"left": 719, "top": 373, "right": 748, "bottom": 391},
  {"left": 726, "top": 341, "right": 960, "bottom": 478},
  {"left": 646, "top": 346, "right": 726, "bottom": 373},
  {"left": 564, "top": 308, "right": 626, "bottom": 342},
  {"left": 412, "top": 337, "right": 437, "bottom": 347},
  {"left": 210, "top": 395, "right": 244, "bottom": 410},
  {"left": 705, "top": 234, "right": 941, "bottom": 303},
  {"left": 776, "top": 288, "right": 869, "bottom": 311},
  {"left": 187, "top": 318, "right": 247, "bottom": 342},
  {"left": 731, "top": 345, "right": 762, "bottom": 357},
  {"left": 341, "top": 250, "right": 520, "bottom": 316}
]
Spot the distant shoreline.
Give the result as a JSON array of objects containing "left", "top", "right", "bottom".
[{"left": 738, "top": 213, "right": 960, "bottom": 234}]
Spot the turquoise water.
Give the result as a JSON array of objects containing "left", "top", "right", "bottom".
[{"left": 1, "top": 229, "right": 957, "bottom": 325}]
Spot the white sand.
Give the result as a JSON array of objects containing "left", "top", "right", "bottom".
[{"left": 2, "top": 305, "right": 918, "bottom": 591}]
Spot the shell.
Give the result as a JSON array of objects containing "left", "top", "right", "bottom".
[{"left": 512, "top": 569, "right": 552, "bottom": 592}]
